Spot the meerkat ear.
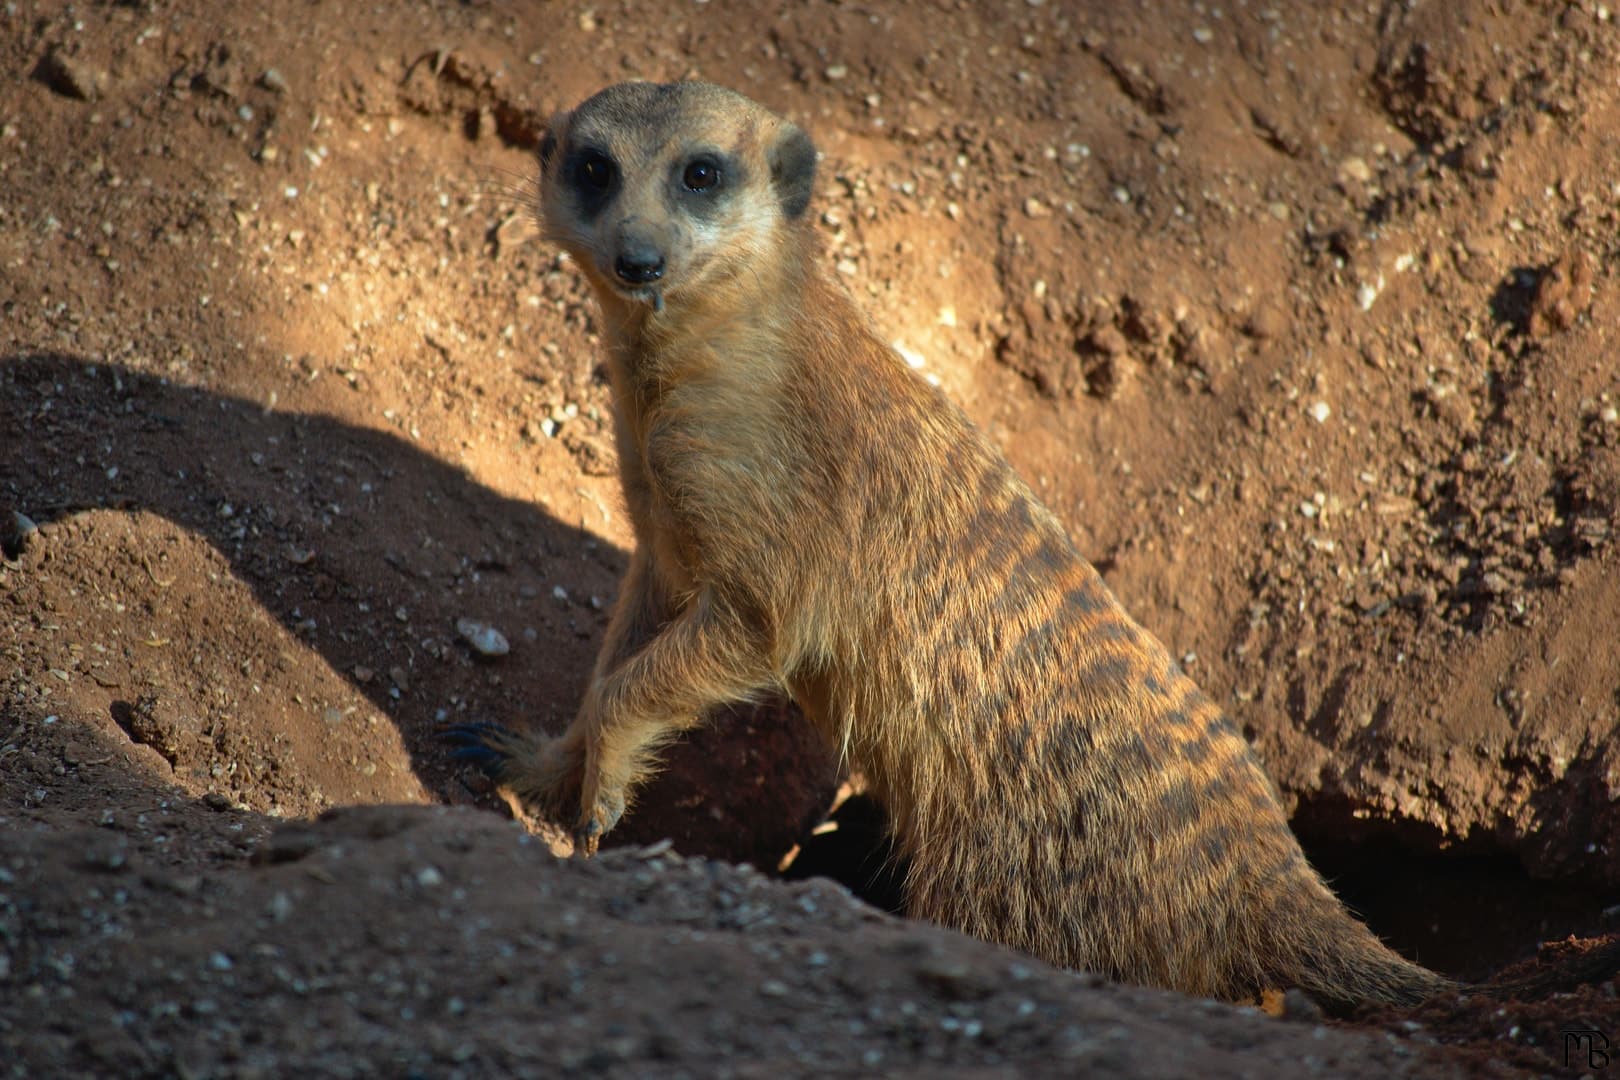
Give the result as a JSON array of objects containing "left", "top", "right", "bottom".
[
  {"left": 538, "top": 110, "right": 570, "bottom": 174},
  {"left": 769, "top": 122, "right": 817, "bottom": 219}
]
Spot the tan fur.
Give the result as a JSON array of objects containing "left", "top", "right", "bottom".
[{"left": 484, "top": 81, "right": 1453, "bottom": 1010}]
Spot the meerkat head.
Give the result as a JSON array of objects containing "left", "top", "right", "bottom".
[{"left": 537, "top": 81, "right": 817, "bottom": 315}]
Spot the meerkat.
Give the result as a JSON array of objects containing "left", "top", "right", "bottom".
[{"left": 446, "top": 80, "right": 1453, "bottom": 1011}]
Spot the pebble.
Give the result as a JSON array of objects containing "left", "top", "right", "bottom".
[
  {"left": 456, "top": 618, "right": 510, "bottom": 658},
  {"left": 892, "top": 342, "right": 926, "bottom": 369},
  {"left": 1357, "top": 274, "right": 1385, "bottom": 312},
  {"left": 2, "top": 510, "right": 40, "bottom": 558},
  {"left": 258, "top": 68, "right": 288, "bottom": 94},
  {"left": 916, "top": 952, "right": 994, "bottom": 1001},
  {"left": 34, "top": 46, "right": 102, "bottom": 101},
  {"left": 1338, "top": 157, "right": 1372, "bottom": 185},
  {"left": 1308, "top": 401, "right": 1331, "bottom": 424}
]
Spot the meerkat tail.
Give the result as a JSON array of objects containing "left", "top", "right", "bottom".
[{"left": 1266, "top": 877, "right": 1455, "bottom": 1010}]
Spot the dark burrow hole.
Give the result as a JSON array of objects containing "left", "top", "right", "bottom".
[
  {"left": 783, "top": 792, "right": 1619, "bottom": 984},
  {"left": 1302, "top": 834, "right": 1617, "bottom": 983}
]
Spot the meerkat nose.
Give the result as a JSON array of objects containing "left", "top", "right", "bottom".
[{"left": 614, "top": 243, "right": 666, "bottom": 285}]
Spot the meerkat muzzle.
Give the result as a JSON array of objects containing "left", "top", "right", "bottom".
[
  {"left": 613, "top": 244, "right": 665, "bottom": 285},
  {"left": 611, "top": 231, "right": 667, "bottom": 311}
]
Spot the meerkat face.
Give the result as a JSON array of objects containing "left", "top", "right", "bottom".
[{"left": 537, "top": 82, "right": 817, "bottom": 313}]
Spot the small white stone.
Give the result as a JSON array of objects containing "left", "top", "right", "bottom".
[
  {"left": 892, "top": 342, "right": 926, "bottom": 369},
  {"left": 1338, "top": 157, "right": 1372, "bottom": 184},
  {"left": 456, "top": 618, "right": 510, "bottom": 658},
  {"left": 1308, "top": 401, "right": 1331, "bottom": 424},
  {"left": 1357, "top": 274, "right": 1384, "bottom": 312}
]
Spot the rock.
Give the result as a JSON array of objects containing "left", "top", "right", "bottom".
[
  {"left": 2, "top": 509, "right": 40, "bottom": 560},
  {"left": 913, "top": 949, "right": 995, "bottom": 1001},
  {"left": 1527, "top": 249, "right": 1595, "bottom": 337},
  {"left": 456, "top": 618, "right": 510, "bottom": 658},
  {"left": 33, "top": 46, "right": 104, "bottom": 101}
]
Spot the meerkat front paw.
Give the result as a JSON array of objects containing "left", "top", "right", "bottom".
[
  {"left": 572, "top": 783, "right": 627, "bottom": 857},
  {"left": 441, "top": 721, "right": 587, "bottom": 829}
]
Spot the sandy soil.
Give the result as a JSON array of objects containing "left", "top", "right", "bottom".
[{"left": 2, "top": 0, "right": 1618, "bottom": 1075}]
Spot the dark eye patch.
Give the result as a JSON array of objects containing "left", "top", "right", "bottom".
[
  {"left": 579, "top": 152, "right": 615, "bottom": 189},
  {"left": 564, "top": 147, "right": 618, "bottom": 217}
]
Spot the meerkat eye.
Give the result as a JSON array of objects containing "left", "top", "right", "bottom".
[
  {"left": 577, "top": 151, "right": 616, "bottom": 191},
  {"left": 682, "top": 158, "right": 722, "bottom": 192}
]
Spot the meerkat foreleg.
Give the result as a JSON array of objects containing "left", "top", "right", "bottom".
[
  {"left": 571, "top": 588, "right": 774, "bottom": 853},
  {"left": 587, "top": 547, "right": 674, "bottom": 687},
  {"left": 445, "top": 548, "right": 673, "bottom": 828}
]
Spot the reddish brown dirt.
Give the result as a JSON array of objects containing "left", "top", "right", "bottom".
[{"left": 2, "top": 1, "right": 1618, "bottom": 1075}]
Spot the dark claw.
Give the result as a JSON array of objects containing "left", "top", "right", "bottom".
[
  {"left": 573, "top": 819, "right": 602, "bottom": 857},
  {"left": 448, "top": 744, "right": 506, "bottom": 770},
  {"left": 439, "top": 721, "right": 512, "bottom": 743},
  {"left": 439, "top": 722, "right": 513, "bottom": 777}
]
